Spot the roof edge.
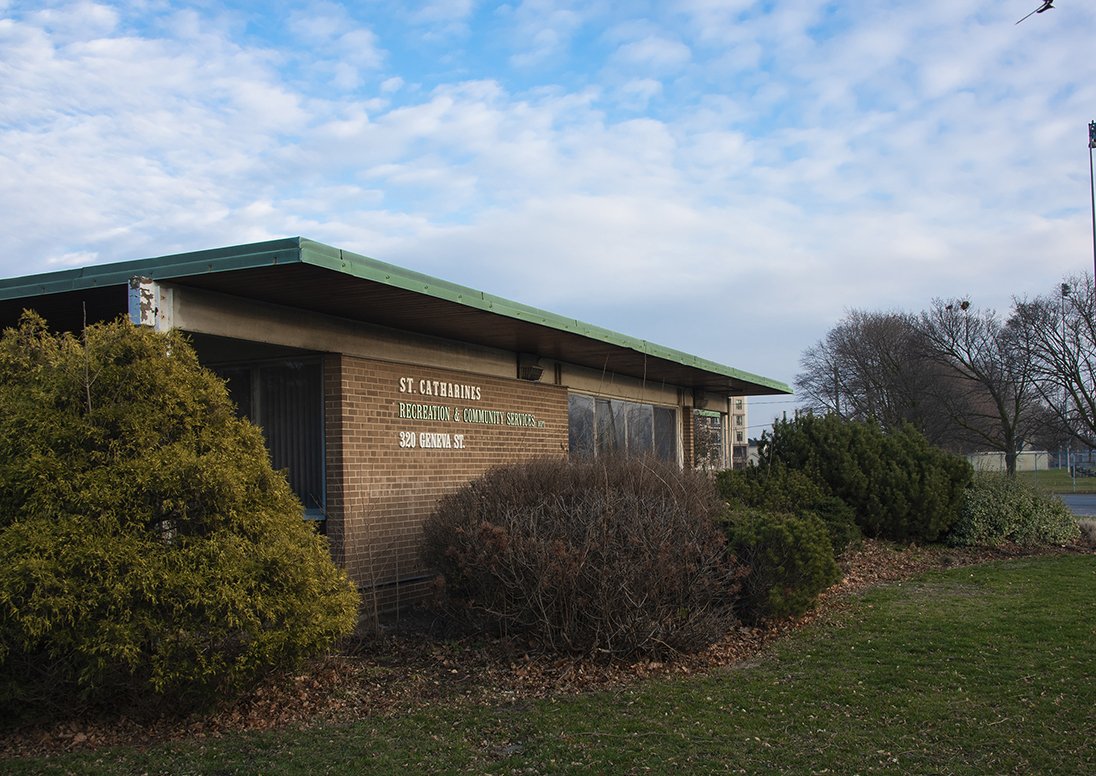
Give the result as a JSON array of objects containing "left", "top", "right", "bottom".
[
  {"left": 0, "top": 238, "right": 306, "bottom": 299},
  {"left": 0, "top": 236, "right": 792, "bottom": 396},
  {"left": 298, "top": 239, "right": 792, "bottom": 395}
]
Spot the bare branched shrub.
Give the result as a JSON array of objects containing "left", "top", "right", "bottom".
[
  {"left": 1077, "top": 518, "right": 1096, "bottom": 548},
  {"left": 422, "top": 457, "right": 741, "bottom": 659}
]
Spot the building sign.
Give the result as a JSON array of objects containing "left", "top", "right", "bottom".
[{"left": 395, "top": 376, "right": 546, "bottom": 451}]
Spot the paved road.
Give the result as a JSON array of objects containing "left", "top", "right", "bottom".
[{"left": 1058, "top": 494, "right": 1096, "bottom": 517}]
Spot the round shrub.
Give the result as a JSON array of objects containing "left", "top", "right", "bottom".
[
  {"left": 760, "top": 414, "right": 972, "bottom": 543},
  {"left": 721, "top": 508, "right": 841, "bottom": 623},
  {"left": 0, "top": 314, "right": 360, "bottom": 720},
  {"left": 948, "top": 473, "right": 1080, "bottom": 547},
  {"left": 811, "top": 494, "right": 862, "bottom": 556},
  {"left": 717, "top": 465, "right": 860, "bottom": 555},
  {"left": 422, "top": 457, "right": 740, "bottom": 658}
]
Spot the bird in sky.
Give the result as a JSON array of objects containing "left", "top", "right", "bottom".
[{"left": 1016, "top": 1, "right": 1055, "bottom": 25}]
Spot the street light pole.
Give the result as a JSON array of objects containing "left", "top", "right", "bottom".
[
  {"left": 1061, "top": 283, "right": 1072, "bottom": 484},
  {"left": 1089, "top": 121, "right": 1096, "bottom": 283}
]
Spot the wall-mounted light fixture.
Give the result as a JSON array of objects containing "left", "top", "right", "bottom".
[{"left": 518, "top": 353, "right": 543, "bottom": 382}]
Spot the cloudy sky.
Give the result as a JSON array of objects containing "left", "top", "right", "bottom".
[{"left": 3, "top": 0, "right": 1095, "bottom": 432}]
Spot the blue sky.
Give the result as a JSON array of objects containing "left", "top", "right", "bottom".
[{"left": 2, "top": 1, "right": 1095, "bottom": 432}]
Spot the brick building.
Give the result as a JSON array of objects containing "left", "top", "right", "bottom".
[{"left": 0, "top": 237, "right": 791, "bottom": 608}]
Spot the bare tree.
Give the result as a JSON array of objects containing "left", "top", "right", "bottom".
[
  {"left": 796, "top": 310, "right": 953, "bottom": 444},
  {"left": 1012, "top": 275, "right": 1096, "bottom": 448},
  {"left": 917, "top": 299, "right": 1044, "bottom": 476}
]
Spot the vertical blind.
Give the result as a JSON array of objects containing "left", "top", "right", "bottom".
[{"left": 215, "top": 360, "right": 324, "bottom": 515}]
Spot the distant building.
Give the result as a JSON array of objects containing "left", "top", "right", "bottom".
[
  {"left": 747, "top": 437, "right": 761, "bottom": 467},
  {"left": 966, "top": 448, "right": 1050, "bottom": 473},
  {"left": 0, "top": 237, "right": 790, "bottom": 608}
]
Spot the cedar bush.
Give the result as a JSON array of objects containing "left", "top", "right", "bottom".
[
  {"left": 948, "top": 473, "right": 1079, "bottom": 547},
  {"left": 760, "top": 414, "right": 972, "bottom": 543},
  {"left": 422, "top": 457, "right": 741, "bottom": 658},
  {"left": 721, "top": 508, "right": 841, "bottom": 623},
  {"left": 716, "top": 465, "right": 860, "bottom": 555},
  {"left": 0, "top": 314, "right": 359, "bottom": 721}
]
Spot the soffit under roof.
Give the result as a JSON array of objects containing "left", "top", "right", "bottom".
[{"left": 0, "top": 237, "right": 792, "bottom": 397}]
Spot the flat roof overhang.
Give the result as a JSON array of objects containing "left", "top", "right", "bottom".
[{"left": 0, "top": 237, "right": 792, "bottom": 397}]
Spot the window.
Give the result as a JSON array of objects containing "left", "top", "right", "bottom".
[
  {"left": 735, "top": 430, "right": 744, "bottom": 443},
  {"left": 734, "top": 398, "right": 744, "bottom": 411},
  {"left": 215, "top": 359, "right": 325, "bottom": 518},
  {"left": 568, "top": 394, "right": 677, "bottom": 462},
  {"left": 694, "top": 411, "right": 726, "bottom": 470},
  {"left": 735, "top": 414, "right": 745, "bottom": 427}
]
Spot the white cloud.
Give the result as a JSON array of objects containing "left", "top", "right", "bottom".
[
  {"left": 45, "top": 250, "right": 100, "bottom": 267},
  {"left": 406, "top": 0, "right": 476, "bottom": 39},
  {"left": 615, "top": 77, "right": 662, "bottom": 111},
  {"left": 22, "top": 0, "right": 119, "bottom": 41},
  {"left": 0, "top": 1, "right": 316, "bottom": 262},
  {"left": 411, "top": 0, "right": 475, "bottom": 25},
  {"left": 289, "top": 3, "right": 382, "bottom": 62},
  {"left": 501, "top": 0, "right": 589, "bottom": 68},
  {"left": 3, "top": 0, "right": 1096, "bottom": 396},
  {"left": 608, "top": 30, "right": 691, "bottom": 73}
]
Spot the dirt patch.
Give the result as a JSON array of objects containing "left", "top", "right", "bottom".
[{"left": 1, "top": 539, "right": 1089, "bottom": 758}]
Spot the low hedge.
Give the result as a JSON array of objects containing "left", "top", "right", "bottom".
[{"left": 948, "top": 473, "right": 1079, "bottom": 547}]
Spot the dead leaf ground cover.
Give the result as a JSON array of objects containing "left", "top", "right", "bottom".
[{"left": 0, "top": 539, "right": 1088, "bottom": 761}]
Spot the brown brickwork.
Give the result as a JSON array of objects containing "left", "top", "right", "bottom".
[
  {"left": 324, "top": 354, "right": 569, "bottom": 612},
  {"left": 681, "top": 405, "right": 695, "bottom": 470}
]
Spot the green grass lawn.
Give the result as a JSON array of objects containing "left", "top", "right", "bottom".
[
  {"left": 5, "top": 554, "right": 1095, "bottom": 775},
  {"left": 1019, "top": 467, "right": 1096, "bottom": 493}
]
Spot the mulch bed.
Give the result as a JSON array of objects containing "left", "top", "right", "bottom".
[{"left": 2, "top": 540, "right": 1090, "bottom": 759}]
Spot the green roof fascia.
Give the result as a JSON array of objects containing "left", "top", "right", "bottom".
[
  {"left": 0, "top": 236, "right": 792, "bottom": 395},
  {"left": 0, "top": 238, "right": 303, "bottom": 299},
  {"left": 297, "top": 239, "right": 791, "bottom": 395}
]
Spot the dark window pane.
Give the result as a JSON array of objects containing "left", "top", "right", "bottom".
[
  {"left": 568, "top": 394, "right": 595, "bottom": 457},
  {"left": 258, "top": 361, "right": 325, "bottom": 512},
  {"left": 575, "top": 394, "right": 677, "bottom": 464},
  {"left": 654, "top": 407, "right": 677, "bottom": 462},
  {"left": 216, "top": 367, "right": 252, "bottom": 419},
  {"left": 596, "top": 398, "right": 626, "bottom": 455},
  {"left": 626, "top": 402, "right": 653, "bottom": 456}
]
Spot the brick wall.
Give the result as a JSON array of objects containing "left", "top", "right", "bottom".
[
  {"left": 681, "top": 405, "right": 696, "bottom": 470},
  {"left": 324, "top": 354, "right": 569, "bottom": 612}
]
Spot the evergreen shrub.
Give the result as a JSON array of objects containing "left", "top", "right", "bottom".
[
  {"left": 422, "top": 457, "right": 741, "bottom": 658},
  {"left": 716, "top": 465, "right": 860, "bottom": 555},
  {"left": 948, "top": 473, "right": 1079, "bottom": 547},
  {"left": 760, "top": 414, "right": 972, "bottom": 543},
  {"left": 0, "top": 314, "right": 359, "bottom": 721},
  {"left": 721, "top": 508, "right": 840, "bottom": 623}
]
